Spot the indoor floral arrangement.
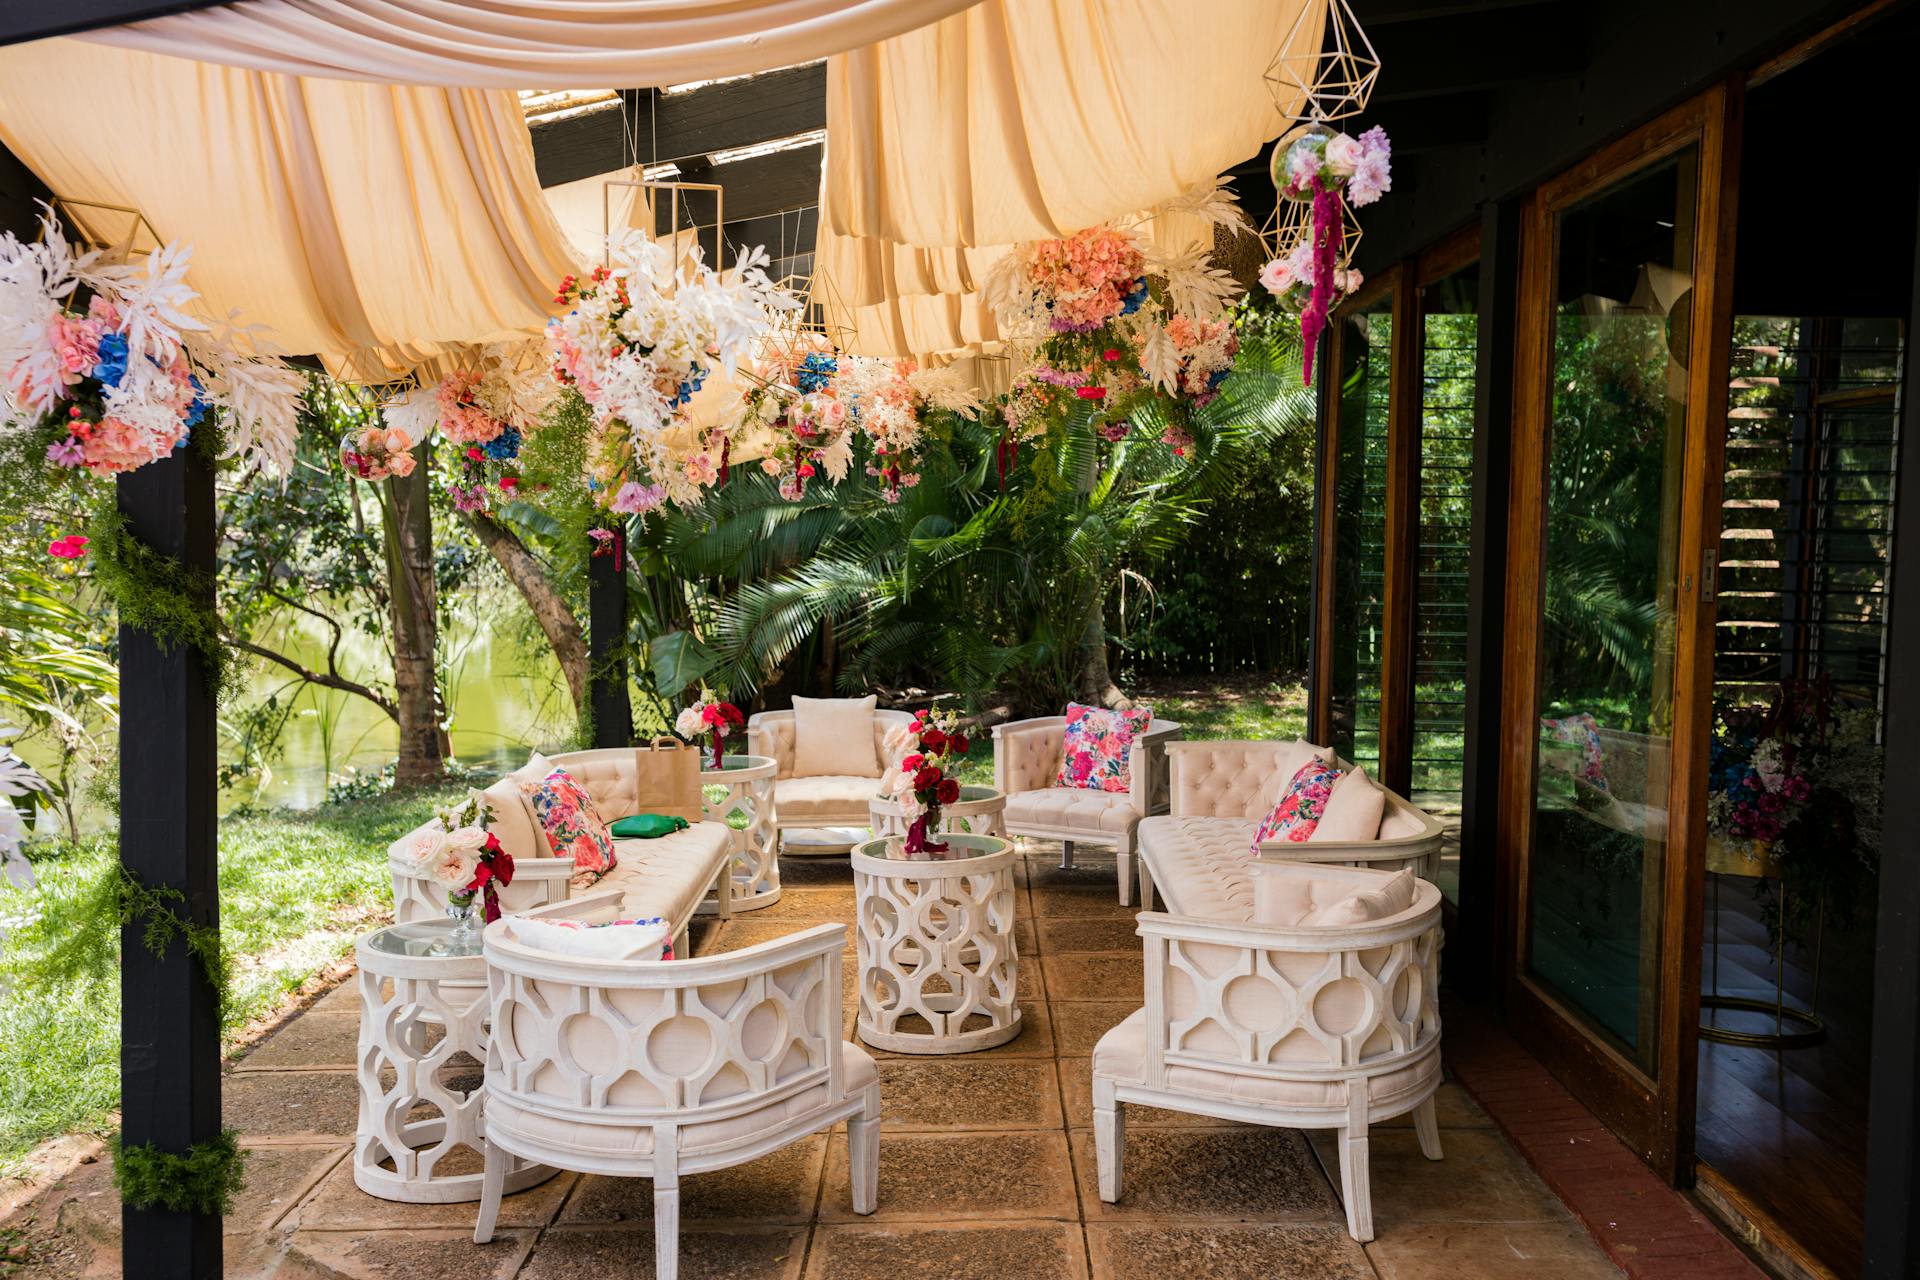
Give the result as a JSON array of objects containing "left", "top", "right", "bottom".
[
  {"left": 675, "top": 693, "right": 746, "bottom": 770},
  {"left": 545, "top": 234, "right": 795, "bottom": 511},
  {"left": 403, "top": 790, "right": 517, "bottom": 948},
  {"left": 881, "top": 707, "right": 970, "bottom": 854},
  {"left": 0, "top": 209, "right": 305, "bottom": 477},
  {"left": 1263, "top": 123, "right": 1392, "bottom": 382}
]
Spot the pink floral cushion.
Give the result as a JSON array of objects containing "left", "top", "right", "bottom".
[
  {"left": 520, "top": 766, "right": 617, "bottom": 881},
  {"left": 1055, "top": 703, "right": 1154, "bottom": 793},
  {"left": 1251, "top": 759, "right": 1342, "bottom": 852}
]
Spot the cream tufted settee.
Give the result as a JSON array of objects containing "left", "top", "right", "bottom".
[
  {"left": 1134, "top": 739, "right": 1446, "bottom": 921},
  {"left": 747, "top": 708, "right": 915, "bottom": 850},
  {"left": 1094, "top": 862, "right": 1444, "bottom": 1242},
  {"left": 388, "top": 747, "right": 734, "bottom": 960},
  {"left": 990, "top": 715, "right": 1182, "bottom": 905},
  {"left": 474, "top": 894, "right": 880, "bottom": 1278}
]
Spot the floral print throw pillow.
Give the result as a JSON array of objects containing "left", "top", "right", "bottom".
[
  {"left": 1250, "top": 759, "right": 1342, "bottom": 853},
  {"left": 1055, "top": 703, "right": 1154, "bottom": 793},
  {"left": 520, "top": 766, "right": 617, "bottom": 881}
]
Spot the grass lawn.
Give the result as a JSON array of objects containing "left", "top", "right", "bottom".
[{"left": 0, "top": 783, "right": 464, "bottom": 1167}]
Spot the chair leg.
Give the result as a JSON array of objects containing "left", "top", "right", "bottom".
[
  {"left": 1059, "top": 839, "right": 1075, "bottom": 870},
  {"left": 1093, "top": 1077, "right": 1125, "bottom": 1203},
  {"left": 1116, "top": 842, "right": 1134, "bottom": 907},
  {"left": 716, "top": 863, "right": 734, "bottom": 921},
  {"left": 472, "top": 1141, "right": 505, "bottom": 1244},
  {"left": 654, "top": 1129, "right": 682, "bottom": 1280},
  {"left": 1337, "top": 1093, "right": 1374, "bottom": 1243},
  {"left": 1413, "top": 1095, "right": 1444, "bottom": 1161},
  {"left": 1137, "top": 855, "right": 1155, "bottom": 912},
  {"left": 847, "top": 1083, "right": 881, "bottom": 1215}
]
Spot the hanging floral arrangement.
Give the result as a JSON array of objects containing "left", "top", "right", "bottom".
[
  {"left": 1262, "top": 124, "right": 1392, "bottom": 383},
  {"left": 0, "top": 210, "right": 304, "bottom": 478},
  {"left": 545, "top": 233, "right": 795, "bottom": 512},
  {"left": 836, "top": 357, "right": 982, "bottom": 502}
]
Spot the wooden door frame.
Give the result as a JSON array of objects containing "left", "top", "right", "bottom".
[{"left": 1496, "top": 84, "right": 1740, "bottom": 1181}]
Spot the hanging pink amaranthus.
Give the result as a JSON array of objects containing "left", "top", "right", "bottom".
[{"left": 1299, "top": 178, "right": 1346, "bottom": 386}]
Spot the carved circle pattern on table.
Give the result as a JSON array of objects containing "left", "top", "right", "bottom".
[
  {"left": 352, "top": 920, "right": 557, "bottom": 1203},
  {"left": 699, "top": 753, "right": 781, "bottom": 912},
  {"left": 867, "top": 783, "right": 1007, "bottom": 841},
  {"left": 851, "top": 833, "right": 1021, "bottom": 1054}
]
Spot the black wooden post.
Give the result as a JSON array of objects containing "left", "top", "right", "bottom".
[
  {"left": 1450, "top": 196, "right": 1520, "bottom": 1000},
  {"left": 587, "top": 528, "right": 633, "bottom": 748},
  {"left": 1861, "top": 174, "right": 1920, "bottom": 1280},
  {"left": 117, "top": 447, "right": 221, "bottom": 1278}
]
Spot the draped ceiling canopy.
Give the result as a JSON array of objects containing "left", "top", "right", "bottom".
[{"left": 79, "top": 0, "right": 981, "bottom": 90}]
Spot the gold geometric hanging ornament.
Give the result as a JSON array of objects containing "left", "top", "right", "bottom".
[
  {"left": 1264, "top": 0, "right": 1379, "bottom": 125},
  {"left": 1261, "top": 184, "right": 1363, "bottom": 265},
  {"left": 44, "top": 197, "right": 161, "bottom": 265}
]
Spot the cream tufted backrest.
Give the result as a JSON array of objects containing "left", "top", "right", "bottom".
[
  {"left": 1166, "top": 740, "right": 1327, "bottom": 819},
  {"left": 1138, "top": 868, "right": 1442, "bottom": 1081},
  {"left": 483, "top": 919, "right": 849, "bottom": 1120},
  {"left": 749, "top": 708, "right": 915, "bottom": 781},
  {"left": 992, "top": 717, "right": 1067, "bottom": 795}
]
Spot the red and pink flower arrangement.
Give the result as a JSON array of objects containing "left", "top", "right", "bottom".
[
  {"left": 676, "top": 695, "right": 746, "bottom": 770},
  {"left": 881, "top": 708, "right": 971, "bottom": 854},
  {"left": 405, "top": 792, "right": 518, "bottom": 931}
]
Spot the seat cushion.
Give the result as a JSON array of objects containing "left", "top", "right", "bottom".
[
  {"left": 1093, "top": 1009, "right": 1438, "bottom": 1114},
  {"left": 1136, "top": 815, "right": 1258, "bottom": 920},
  {"left": 1003, "top": 786, "right": 1140, "bottom": 836},
  {"left": 486, "top": 1040, "right": 878, "bottom": 1161},
  {"left": 791, "top": 696, "right": 880, "bottom": 777},
  {"left": 774, "top": 775, "right": 881, "bottom": 822},
  {"left": 596, "top": 822, "right": 732, "bottom": 924}
]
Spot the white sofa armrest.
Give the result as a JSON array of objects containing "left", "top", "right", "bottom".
[
  {"left": 1258, "top": 786, "right": 1449, "bottom": 881},
  {"left": 747, "top": 710, "right": 798, "bottom": 777},
  {"left": 992, "top": 716, "right": 1066, "bottom": 796}
]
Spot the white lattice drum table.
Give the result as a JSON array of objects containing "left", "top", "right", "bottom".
[
  {"left": 700, "top": 753, "right": 780, "bottom": 911},
  {"left": 868, "top": 784, "right": 1006, "bottom": 840},
  {"left": 852, "top": 833, "right": 1021, "bottom": 1054},
  {"left": 353, "top": 920, "right": 557, "bottom": 1203}
]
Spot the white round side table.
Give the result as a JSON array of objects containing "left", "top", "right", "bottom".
[
  {"left": 353, "top": 919, "right": 556, "bottom": 1203},
  {"left": 852, "top": 833, "right": 1021, "bottom": 1055},
  {"left": 868, "top": 784, "right": 1006, "bottom": 841},
  {"left": 700, "top": 753, "right": 780, "bottom": 911}
]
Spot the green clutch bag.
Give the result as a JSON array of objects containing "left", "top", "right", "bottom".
[{"left": 610, "top": 814, "right": 690, "bottom": 839}]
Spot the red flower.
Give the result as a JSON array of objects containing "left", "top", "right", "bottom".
[
  {"left": 466, "top": 446, "right": 483, "bottom": 461},
  {"left": 1075, "top": 386, "right": 1107, "bottom": 401},
  {"left": 901, "top": 753, "right": 925, "bottom": 772},
  {"left": 483, "top": 832, "right": 502, "bottom": 853},
  {"left": 499, "top": 476, "right": 519, "bottom": 490},
  {"left": 46, "top": 535, "right": 88, "bottom": 559},
  {"left": 1102, "top": 348, "right": 1121, "bottom": 362},
  {"left": 492, "top": 850, "right": 515, "bottom": 886},
  {"left": 950, "top": 733, "right": 970, "bottom": 756},
  {"left": 936, "top": 778, "right": 960, "bottom": 806},
  {"left": 920, "top": 727, "right": 948, "bottom": 754},
  {"left": 913, "top": 765, "right": 942, "bottom": 792}
]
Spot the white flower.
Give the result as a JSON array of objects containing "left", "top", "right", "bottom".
[
  {"left": 883, "top": 723, "right": 916, "bottom": 756},
  {"left": 430, "top": 846, "right": 480, "bottom": 891},
  {"left": 445, "top": 825, "right": 489, "bottom": 852},
  {"left": 406, "top": 825, "right": 448, "bottom": 868},
  {"left": 1323, "top": 132, "right": 1363, "bottom": 177},
  {"left": 676, "top": 705, "right": 708, "bottom": 738},
  {"left": 883, "top": 767, "right": 918, "bottom": 799}
]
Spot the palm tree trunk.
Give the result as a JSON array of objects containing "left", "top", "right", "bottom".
[
  {"left": 463, "top": 509, "right": 589, "bottom": 712},
  {"left": 384, "top": 451, "right": 444, "bottom": 786},
  {"left": 1076, "top": 611, "right": 1131, "bottom": 709}
]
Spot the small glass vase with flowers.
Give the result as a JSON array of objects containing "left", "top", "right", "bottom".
[
  {"left": 400, "top": 792, "right": 517, "bottom": 954},
  {"left": 881, "top": 708, "right": 971, "bottom": 855}
]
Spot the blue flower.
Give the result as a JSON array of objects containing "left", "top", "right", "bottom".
[
  {"left": 92, "top": 332, "right": 129, "bottom": 388},
  {"left": 483, "top": 426, "right": 522, "bottom": 461},
  {"left": 1120, "top": 278, "right": 1149, "bottom": 316},
  {"left": 182, "top": 374, "right": 208, "bottom": 430},
  {"left": 796, "top": 352, "right": 838, "bottom": 394}
]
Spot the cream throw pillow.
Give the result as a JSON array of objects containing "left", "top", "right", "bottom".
[
  {"left": 1310, "top": 766, "right": 1387, "bottom": 842},
  {"left": 1306, "top": 869, "right": 1418, "bottom": 927},
  {"left": 790, "top": 695, "right": 881, "bottom": 777}
]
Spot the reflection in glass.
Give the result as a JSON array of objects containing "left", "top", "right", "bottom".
[
  {"left": 1328, "top": 302, "right": 1392, "bottom": 775},
  {"left": 1525, "top": 151, "right": 1696, "bottom": 1064}
]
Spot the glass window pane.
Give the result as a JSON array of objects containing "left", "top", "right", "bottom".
[
  {"left": 1328, "top": 301, "right": 1392, "bottom": 774},
  {"left": 1415, "top": 265, "right": 1478, "bottom": 903},
  {"left": 1526, "top": 149, "right": 1697, "bottom": 1065}
]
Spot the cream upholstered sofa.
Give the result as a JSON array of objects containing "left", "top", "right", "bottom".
[
  {"left": 1094, "top": 862, "right": 1444, "bottom": 1242},
  {"left": 475, "top": 894, "right": 880, "bottom": 1278},
  {"left": 1134, "top": 739, "right": 1445, "bottom": 920},
  {"left": 990, "top": 714, "right": 1181, "bottom": 905},
  {"left": 747, "top": 706, "right": 914, "bottom": 850},
  {"left": 388, "top": 747, "right": 733, "bottom": 959}
]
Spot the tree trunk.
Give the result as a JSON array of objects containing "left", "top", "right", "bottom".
[
  {"left": 464, "top": 509, "right": 589, "bottom": 713},
  {"left": 385, "top": 449, "right": 444, "bottom": 786},
  {"left": 1076, "top": 609, "right": 1132, "bottom": 709}
]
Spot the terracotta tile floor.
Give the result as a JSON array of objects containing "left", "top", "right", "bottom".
[{"left": 27, "top": 843, "right": 1628, "bottom": 1279}]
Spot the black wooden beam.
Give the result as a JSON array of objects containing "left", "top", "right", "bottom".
[
  {"left": 1369, "top": 7, "right": 1587, "bottom": 102},
  {"left": 117, "top": 448, "right": 221, "bottom": 1278},
  {"left": 1362, "top": 92, "right": 1491, "bottom": 155},
  {"left": 1862, "top": 170, "right": 1920, "bottom": 1280},
  {"left": 587, "top": 534, "right": 633, "bottom": 748},
  {"left": 0, "top": 0, "right": 227, "bottom": 46}
]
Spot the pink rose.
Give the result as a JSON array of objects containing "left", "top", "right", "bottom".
[{"left": 1323, "top": 132, "right": 1363, "bottom": 176}]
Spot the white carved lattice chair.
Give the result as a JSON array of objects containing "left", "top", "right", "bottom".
[
  {"left": 748, "top": 707, "right": 915, "bottom": 848},
  {"left": 1093, "top": 862, "right": 1444, "bottom": 1242},
  {"left": 990, "top": 715, "right": 1181, "bottom": 904},
  {"left": 474, "top": 896, "right": 881, "bottom": 1278}
]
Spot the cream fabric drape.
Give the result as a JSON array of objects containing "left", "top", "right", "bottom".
[
  {"left": 0, "top": 39, "right": 580, "bottom": 379},
  {"left": 81, "top": 0, "right": 982, "bottom": 89},
  {"left": 818, "top": 0, "right": 1318, "bottom": 362}
]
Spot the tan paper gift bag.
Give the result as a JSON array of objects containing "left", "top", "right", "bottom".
[{"left": 633, "top": 736, "right": 702, "bottom": 821}]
